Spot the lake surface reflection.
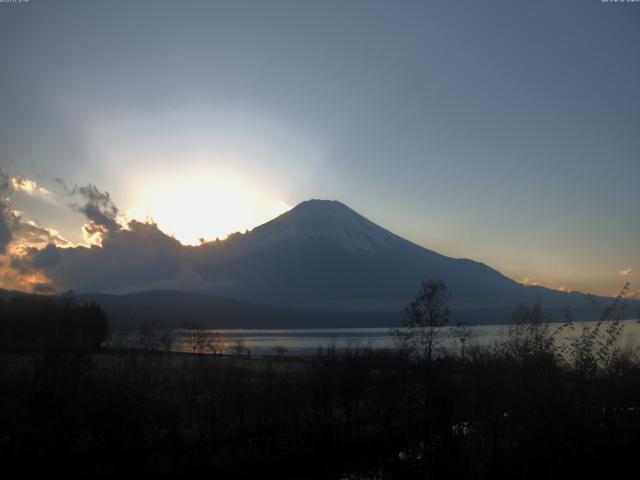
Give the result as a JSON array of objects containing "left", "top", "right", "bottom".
[{"left": 169, "top": 319, "right": 640, "bottom": 356}]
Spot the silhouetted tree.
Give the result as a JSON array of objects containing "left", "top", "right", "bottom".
[
  {"left": 0, "top": 294, "right": 108, "bottom": 353},
  {"left": 496, "top": 299, "right": 557, "bottom": 365},
  {"left": 565, "top": 282, "right": 631, "bottom": 377},
  {"left": 182, "top": 323, "right": 208, "bottom": 354},
  {"left": 398, "top": 279, "right": 450, "bottom": 361}
]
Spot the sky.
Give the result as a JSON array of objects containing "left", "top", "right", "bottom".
[{"left": 0, "top": 0, "right": 638, "bottom": 297}]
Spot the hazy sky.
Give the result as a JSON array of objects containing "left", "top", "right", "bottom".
[{"left": 1, "top": 0, "right": 638, "bottom": 296}]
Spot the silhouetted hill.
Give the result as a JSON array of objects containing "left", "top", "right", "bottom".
[
  {"left": 0, "top": 288, "right": 33, "bottom": 301},
  {"left": 76, "top": 290, "right": 400, "bottom": 330},
  {"left": 1, "top": 286, "right": 635, "bottom": 329}
]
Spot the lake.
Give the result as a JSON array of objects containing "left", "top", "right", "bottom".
[{"left": 163, "top": 319, "right": 640, "bottom": 356}]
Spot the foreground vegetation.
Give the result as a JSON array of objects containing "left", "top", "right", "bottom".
[{"left": 1, "top": 288, "right": 639, "bottom": 478}]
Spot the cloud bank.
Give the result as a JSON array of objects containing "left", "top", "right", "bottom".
[
  {"left": 30, "top": 220, "right": 184, "bottom": 292},
  {"left": 0, "top": 170, "right": 70, "bottom": 292},
  {"left": 0, "top": 174, "right": 224, "bottom": 294},
  {"left": 0, "top": 171, "right": 139, "bottom": 293}
]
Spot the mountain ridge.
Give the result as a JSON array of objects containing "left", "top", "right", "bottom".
[{"left": 189, "top": 199, "right": 527, "bottom": 308}]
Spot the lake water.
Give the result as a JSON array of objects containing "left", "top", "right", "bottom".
[{"left": 164, "top": 319, "right": 640, "bottom": 356}]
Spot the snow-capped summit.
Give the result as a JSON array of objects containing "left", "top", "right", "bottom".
[{"left": 249, "top": 199, "right": 399, "bottom": 252}]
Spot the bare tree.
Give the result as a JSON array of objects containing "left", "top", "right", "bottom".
[
  {"left": 159, "top": 331, "right": 175, "bottom": 353},
  {"left": 136, "top": 322, "right": 160, "bottom": 353},
  {"left": 397, "top": 279, "right": 450, "bottom": 361},
  {"left": 182, "top": 324, "right": 209, "bottom": 354},
  {"left": 231, "top": 338, "right": 248, "bottom": 357},
  {"left": 274, "top": 345, "right": 288, "bottom": 358},
  {"left": 206, "top": 332, "right": 226, "bottom": 356},
  {"left": 496, "top": 300, "right": 556, "bottom": 365}
]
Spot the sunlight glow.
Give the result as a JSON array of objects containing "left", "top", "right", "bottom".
[
  {"left": 125, "top": 170, "right": 291, "bottom": 245},
  {"left": 10, "top": 176, "right": 51, "bottom": 198},
  {"left": 82, "top": 223, "right": 105, "bottom": 247}
]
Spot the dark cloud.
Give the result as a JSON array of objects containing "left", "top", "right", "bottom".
[
  {"left": 30, "top": 243, "right": 61, "bottom": 270},
  {"left": 80, "top": 203, "right": 119, "bottom": 231},
  {"left": 32, "top": 220, "right": 190, "bottom": 293},
  {"left": 54, "top": 178, "right": 121, "bottom": 235},
  {"left": 0, "top": 212, "right": 12, "bottom": 254},
  {"left": 9, "top": 255, "right": 37, "bottom": 275},
  {"left": 75, "top": 184, "right": 120, "bottom": 230},
  {"left": 0, "top": 170, "right": 13, "bottom": 253}
]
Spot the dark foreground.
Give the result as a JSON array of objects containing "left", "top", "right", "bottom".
[
  {"left": 2, "top": 293, "right": 640, "bottom": 478},
  {"left": 2, "top": 340, "right": 640, "bottom": 479}
]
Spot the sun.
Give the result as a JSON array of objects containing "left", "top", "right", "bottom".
[{"left": 124, "top": 171, "right": 291, "bottom": 245}]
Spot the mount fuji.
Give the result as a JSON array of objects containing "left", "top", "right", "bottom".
[
  {"left": 175, "top": 199, "right": 613, "bottom": 321},
  {"left": 189, "top": 200, "right": 518, "bottom": 305}
]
